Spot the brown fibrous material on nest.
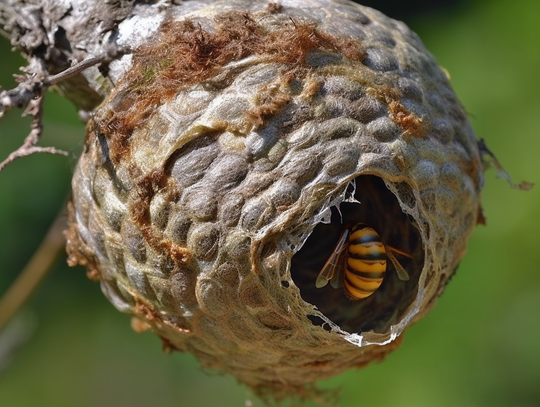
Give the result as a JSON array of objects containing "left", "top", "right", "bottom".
[{"left": 102, "top": 11, "right": 366, "bottom": 164}]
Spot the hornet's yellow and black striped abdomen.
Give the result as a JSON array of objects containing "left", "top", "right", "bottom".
[
  {"left": 344, "top": 225, "right": 388, "bottom": 300},
  {"left": 315, "top": 223, "right": 410, "bottom": 300}
]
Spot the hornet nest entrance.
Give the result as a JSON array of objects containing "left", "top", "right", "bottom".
[{"left": 291, "top": 175, "right": 424, "bottom": 334}]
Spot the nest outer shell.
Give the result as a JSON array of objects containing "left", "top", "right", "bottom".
[{"left": 66, "top": 0, "right": 484, "bottom": 396}]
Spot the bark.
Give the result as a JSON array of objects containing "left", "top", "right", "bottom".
[{"left": 0, "top": 0, "right": 193, "bottom": 115}]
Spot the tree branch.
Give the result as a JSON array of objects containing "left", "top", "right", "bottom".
[{"left": 0, "top": 54, "right": 105, "bottom": 119}]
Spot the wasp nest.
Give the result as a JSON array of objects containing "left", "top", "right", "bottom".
[{"left": 66, "top": 0, "right": 483, "bottom": 398}]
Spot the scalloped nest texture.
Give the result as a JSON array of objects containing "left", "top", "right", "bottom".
[{"left": 66, "top": 0, "right": 484, "bottom": 398}]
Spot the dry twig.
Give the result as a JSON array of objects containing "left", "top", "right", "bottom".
[
  {"left": 0, "top": 55, "right": 105, "bottom": 118},
  {"left": 0, "top": 55, "right": 105, "bottom": 173},
  {"left": 0, "top": 96, "right": 68, "bottom": 171},
  {"left": 478, "top": 139, "right": 534, "bottom": 191},
  {"left": 0, "top": 209, "right": 67, "bottom": 331}
]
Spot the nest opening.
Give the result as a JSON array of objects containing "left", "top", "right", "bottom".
[{"left": 291, "top": 175, "right": 424, "bottom": 333}]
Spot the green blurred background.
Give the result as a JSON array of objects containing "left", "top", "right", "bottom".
[{"left": 0, "top": 0, "right": 538, "bottom": 406}]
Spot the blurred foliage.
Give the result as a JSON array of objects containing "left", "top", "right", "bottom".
[{"left": 0, "top": 0, "right": 539, "bottom": 406}]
